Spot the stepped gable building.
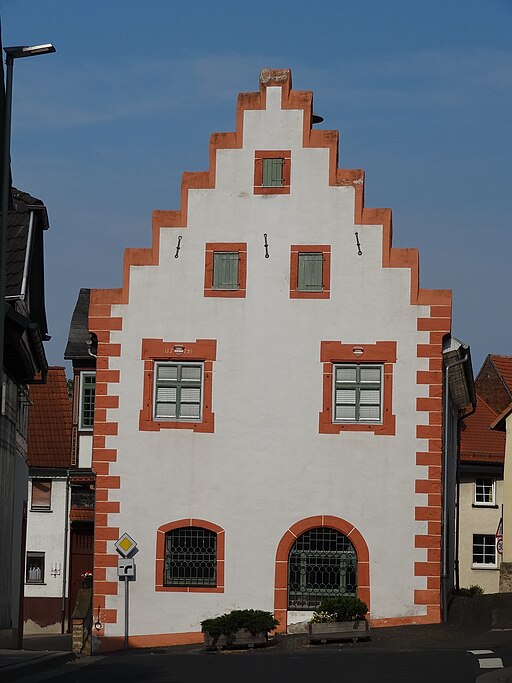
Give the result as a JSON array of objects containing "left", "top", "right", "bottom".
[{"left": 70, "top": 69, "right": 474, "bottom": 650}]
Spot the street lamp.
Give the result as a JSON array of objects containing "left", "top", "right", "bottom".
[{"left": 0, "top": 43, "right": 55, "bottom": 375}]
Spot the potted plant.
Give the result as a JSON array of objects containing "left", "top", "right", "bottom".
[
  {"left": 308, "top": 595, "right": 370, "bottom": 643},
  {"left": 81, "top": 571, "right": 93, "bottom": 589},
  {"left": 201, "top": 609, "right": 279, "bottom": 650}
]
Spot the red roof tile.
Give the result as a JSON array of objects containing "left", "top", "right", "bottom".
[
  {"left": 490, "top": 355, "right": 512, "bottom": 394},
  {"left": 27, "top": 366, "right": 72, "bottom": 468},
  {"left": 460, "top": 395, "right": 505, "bottom": 463}
]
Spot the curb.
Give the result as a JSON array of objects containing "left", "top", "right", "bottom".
[
  {"left": 477, "top": 669, "right": 512, "bottom": 683},
  {"left": 0, "top": 651, "right": 75, "bottom": 682}
]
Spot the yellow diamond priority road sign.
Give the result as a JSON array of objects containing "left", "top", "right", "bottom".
[{"left": 115, "top": 533, "right": 137, "bottom": 558}]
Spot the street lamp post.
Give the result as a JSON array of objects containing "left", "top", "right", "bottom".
[{"left": 0, "top": 43, "right": 55, "bottom": 377}]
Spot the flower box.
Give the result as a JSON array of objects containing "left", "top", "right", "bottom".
[
  {"left": 203, "top": 627, "right": 268, "bottom": 650},
  {"left": 308, "top": 619, "right": 370, "bottom": 643}
]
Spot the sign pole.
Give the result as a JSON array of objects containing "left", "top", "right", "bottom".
[{"left": 124, "top": 573, "right": 129, "bottom": 650}]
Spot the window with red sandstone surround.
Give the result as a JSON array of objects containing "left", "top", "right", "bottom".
[
  {"left": 254, "top": 150, "right": 291, "bottom": 194},
  {"left": 290, "top": 245, "right": 331, "bottom": 299},
  {"left": 319, "top": 341, "right": 397, "bottom": 435},
  {"left": 204, "top": 243, "right": 247, "bottom": 298}
]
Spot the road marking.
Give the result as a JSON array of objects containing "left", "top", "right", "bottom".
[
  {"left": 478, "top": 658, "right": 503, "bottom": 669},
  {"left": 468, "top": 650, "right": 493, "bottom": 655}
]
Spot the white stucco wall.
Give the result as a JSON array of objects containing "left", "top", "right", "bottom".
[
  {"left": 25, "top": 477, "right": 68, "bottom": 601},
  {"left": 96, "top": 85, "right": 440, "bottom": 639}
]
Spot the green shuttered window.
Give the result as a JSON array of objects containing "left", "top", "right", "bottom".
[
  {"left": 334, "top": 364, "right": 382, "bottom": 422},
  {"left": 155, "top": 363, "right": 202, "bottom": 421},
  {"left": 213, "top": 252, "right": 239, "bottom": 290},
  {"left": 262, "top": 157, "right": 284, "bottom": 187},
  {"left": 298, "top": 252, "right": 323, "bottom": 292}
]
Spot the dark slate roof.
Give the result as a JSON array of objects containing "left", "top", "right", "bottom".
[
  {"left": 28, "top": 366, "right": 71, "bottom": 468},
  {"left": 64, "top": 288, "right": 92, "bottom": 360},
  {"left": 6, "top": 188, "right": 48, "bottom": 298}
]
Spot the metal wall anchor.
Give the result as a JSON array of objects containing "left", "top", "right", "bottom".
[{"left": 174, "top": 235, "right": 182, "bottom": 258}]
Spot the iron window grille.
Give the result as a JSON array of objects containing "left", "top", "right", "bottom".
[
  {"left": 154, "top": 362, "right": 203, "bottom": 421},
  {"left": 26, "top": 552, "right": 45, "bottom": 584},
  {"left": 213, "top": 252, "right": 239, "bottom": 290},
  {"left": 80, "top": 372, "right": 96, "bottom": 429},
  {"left": 164, "top": 527, "right": 216, "bottom": 587},
  {"left": 474, "top": 478, "right": 495, "bottom": 506},
  {"left": 288, "top": 528, "right": 357, "bottom": 609},
  {"left": 333, "top": 364, "right": 382, "bottom": 423},
  {"left": 472, "top": 534, "right": 497, "bottom": 567}
]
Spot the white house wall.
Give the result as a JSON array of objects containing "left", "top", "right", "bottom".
[
  {"left": 88, "top": 70, "right": 452, "bottom": 650},
  {"left": 24, "top": 477, "right": 68, "bottom": 633}
]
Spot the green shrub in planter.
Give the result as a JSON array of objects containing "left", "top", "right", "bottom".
[
  {"left": 312, "top": 596, "right": 368, "bottom": 623},
  {"left": 201, "top": 609, "right": 279, "bottom": 639}
]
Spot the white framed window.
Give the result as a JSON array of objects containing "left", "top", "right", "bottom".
[
  {"left": 474, "top": 478, "right": 495, "bottom": 506},
  {"left": 154, "top": 362, "right": 203, "bottom": 421},
  {"left": 26, "top": 552, "right": 45, "bottom": 584},
  {"left": 472, "top": 534, "right": 497, "bottom": 568},
  {"left": 79, "top": 371, "right": 96, "bottom": 430},
  {"left": 31, "top": 480, "right": 52, "bottom": 511},
  {"left": 333, "top": 364, "right": 382, "bottom": 423}
]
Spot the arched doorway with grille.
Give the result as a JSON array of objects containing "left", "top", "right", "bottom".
[{"left": 274, "top": 516, "right": 370, "bottom": 632}]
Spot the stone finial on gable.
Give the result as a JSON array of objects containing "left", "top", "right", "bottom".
[{"left": 259, "top": 68, "right": 292, "bottom": 88}]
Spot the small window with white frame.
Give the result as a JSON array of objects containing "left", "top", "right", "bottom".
[
  {"left": 474, "top": 478, "right": 495, "bottom": 506},
  {"left": 472, "top": 534, "right": 497, "bottom": 568},
  {"left": 154, "top": 362, "right": 203, "bottom": 421},
  {"left": 26, "top": 552, "right": 45, "bottom": 584},
  {"left": 333, "top": 364, "right": 382, "bottom": 423},
  {"left": 31, "top": 480, "right": 52, "bottom": 511},
  {"left": 79, "top": 371, "right": 96, "bottom": 430}
]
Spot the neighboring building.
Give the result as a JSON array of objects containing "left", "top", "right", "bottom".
[
  {"left": 483, "top": 356, "right": 512, "bottom": 592},
  {"left": 459, "top": 403, "right": 505, "bottom": 592},
  {"left": 24, "top": 367, "right": 72, "bottom": 634},
  {"left": 0, "top": 189, "right": 49, "bottom": 648},
  {"left": 64, "top": 288, "right": 95, "bottom": 623},
  {"left": 73, "top": 68, "right": 474, "bottom": 651}
]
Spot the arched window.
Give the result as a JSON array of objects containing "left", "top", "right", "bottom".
[
  {"left": 288, "top": 527, "right": 357, "bottom": 609},
  {"left": 164, "top": 526, "right": 217, "bottom": 587}
]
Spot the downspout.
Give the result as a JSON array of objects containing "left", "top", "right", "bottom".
[
  {"left": 442, "top": 354, "right": 469, "bottom": 621},
  {"left": 61, "top": 473, "right": 70, "bottom": 633},
  {"left": 454, "top": 400, "right": 476, "bottom": 595}
]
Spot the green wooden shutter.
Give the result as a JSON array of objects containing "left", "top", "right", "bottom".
[
  {"left": 298, "top": 253, "right": 323, "bottom": 291},
  {"left": 213, "top": 252, "right": 239, "bottom": 290},
  {"left": 262, "top": 158, "right": 284, "bottom": 186}
]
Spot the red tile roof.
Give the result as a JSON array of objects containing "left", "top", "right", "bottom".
[
  {"left": 28, "top": 366, "right": 72, "bottom": 468},
  {"left": 490, "top": 355, "right": 512, "bottom": 393},
  {"left": 460, "top": 395, "right": 505, "bottom": 463}
]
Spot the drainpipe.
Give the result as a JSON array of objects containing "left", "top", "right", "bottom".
[
  {"left": 442, "top": 353, "right": 469, "bottom": 621},
  {"left": 61, "top": 473, "right": 70, "bottom": 633}
]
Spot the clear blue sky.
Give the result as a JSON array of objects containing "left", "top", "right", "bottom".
[{"left": 1, "top": 0, "right": 511, "bottom": 374}]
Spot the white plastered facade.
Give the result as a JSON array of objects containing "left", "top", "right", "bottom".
[{"left": 93, "top": 81, "right": 446, "bottom": 642}]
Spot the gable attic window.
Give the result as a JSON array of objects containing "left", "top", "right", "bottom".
[
  {"left": 254, "top": 150, "right": 291, "bottom": 195},
  {"left": 290, "top": 245, "right": 331, "bottom": 299},
  {"left": 334, "top": 365, "right": 382, "bottom": 423},
  {"left": 204, "top": 243, "right": 247, "bottom": 298}
]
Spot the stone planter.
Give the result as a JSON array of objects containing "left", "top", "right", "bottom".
[
  {"left": 308, "top": 619, "right": 370, "bottom": 644},
  {"left": 203, "top": 628, "right": 269, "bottom": 650}
]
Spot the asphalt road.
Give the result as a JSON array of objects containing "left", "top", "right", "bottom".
[{"left": 17, "top": 647, "right": 506, "bottom": 683}]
